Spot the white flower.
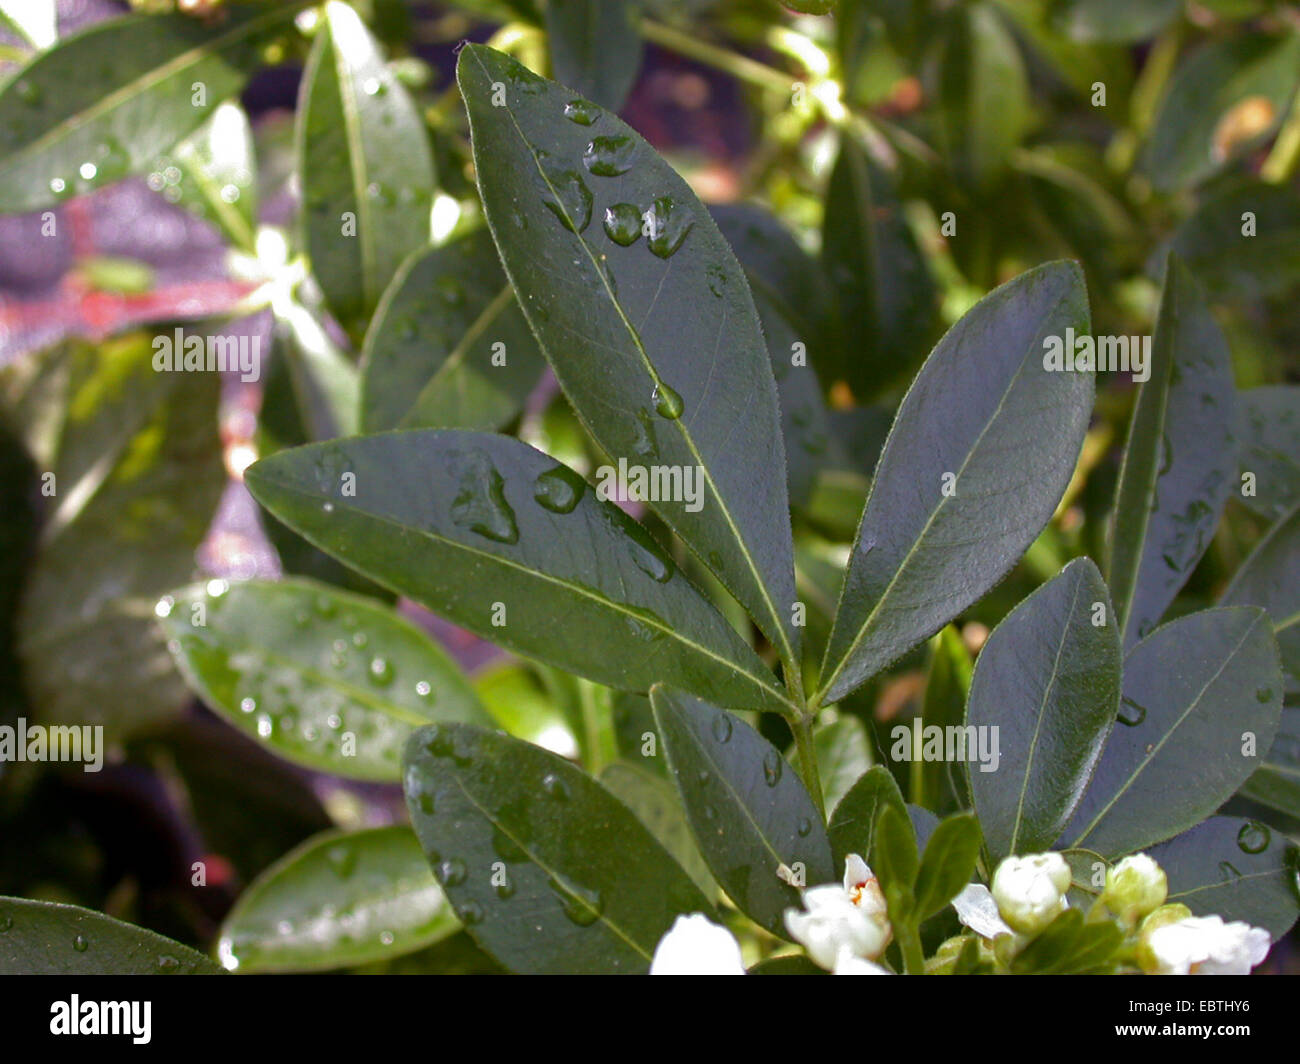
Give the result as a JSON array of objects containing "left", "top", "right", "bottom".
[
  {"left": 833, "top": 949, "right": 890, "bottom": 975},
  {"left": 952, "top": 882, "right": 1013, "bottom": 939},
  {"left": 1101, "top": 853, "right": 1167, "bottom": 923},
  {"left": 784, "top": 854, "right": 892, "bottom": 970},
  {"left": 991, "top": 852, "right": 1071, "bottom": 935},
  {"left": 649, "top": 914, "right": 746, "bottom": 975},
  {"left": 1143, "top": 915, "right": 1271, "bottom": 976}
]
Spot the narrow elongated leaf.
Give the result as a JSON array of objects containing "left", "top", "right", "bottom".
[
  {"left": 1147, "top": 816, "right": 1299, "bottom": 939},
  {"left": 245, "top": 431, "right": 791, "bottom": 714},
  {"left": 0, "top": 897, "right": 220, "bottom": 974},
  {"left": 820, "top": 135, "right": 936, "bottom": 398},
  {"left": 458, "top": 45, "right": 800, "bottom": 666},
  {"left": 1009, "top": 908, "right": 1123, "bottom": 974},
  {"left": 968, "top": 559, "right": 1121, "bottom": 862},
  {"left": 160, "top": 578, "right": 491, "bottom": 781},
  {"left": 403, "top": 722, "right": 711, "bottom": 973},
  {"left": 804, "top": 715, "right": 874, "bottom": 816},
  {"left": 7, "top": 338, "right": 223, "bottom": 741},
  {"left": 1220, "top": 503, "right": 1300, "bottom": 695},
  {"left": 1108, "top": 257, "right": 1236, "bottom": 649},
  {"left": 1051, "top": 0, "right": 1179, "bottom": 43},
  {"left": 1234, "top": 386, "right": 1300, "bottom": 521},
  {"left": 0, "top": 6, "right": 299, "bottom": 212},
  {"left": 298, "top": 2, "right": 435, "bottom": 334},
  {"left": 827, "top": 765, "right": 907, "bottom": 870},
  {"left": 1239, "top": 707, "right": 1300, "bottom": 817},
  {"left": 162, "top": 100, "right": 259, "bottom": 252},
  {"left": 913, "top": 813, "right": 981, "bottom": 920},
  {"left": 360, "top": 231, "right": 543, "bottom": 432},
  {"left": 818, "top": 262, "right": 1093, "bottom": 704},
  {"left": 217, "top": 827, "right": 458, "bottom": 972},
  {"left": 650, "top": 686, "right": 835, "bottom": 936},
  {"left": 918, "top": 624, "right": 973, "bottom": 813},
  {"left": 546, "top": 0, "right": 644, "bottom": 111},
  {"left": 1142, "top": 33, "right": 1300, "bottom": 192},
  {"left": 1062, "top": 607, "right": 1283, "bottom": 857}
]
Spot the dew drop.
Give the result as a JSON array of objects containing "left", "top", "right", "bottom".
[
  {"left": 762, "top": 749, "right": 783, "bottom": 787},
  {"left": 379, "top": 930, "right": 395, "bottom": 945},
  {"left": 563, "top": 99, "right": 601, "bottom": 125},
  {"left": 603, "top": 203, "right": 642, "bottom": 246},
  {"left": 156, "top": 955, "right": 180, "bottom": 972},
  {"left": 457, "top": 901, "right": 485, "bottom": 925},
  {"left": 239, "top": 697, "right": 256, "bottom": 715},
  {"left": 437, "top": 859, "right": 467, "bottom": 887},
  {"left": 369, "top": 657, "right": 394, "bottom": 686},
  {"left": 710, "top": 712, "right": 733, "bottom": 744},
  {"left": 79, "top": 162, "right": 97, "bottom": 181},
  {"left": 449, "top": 449, "right": 520, "bottom": 545},
  {"left": 494, "top": 877, "right": 516, "bottom": 900},
  {"left": 415, "top": 680, "right": 433, "bottom": 699},
  {"left": 537, "top": 167, "right": 593, "bottom": 233},
  {"left": 1237, "top": 821, "right": 1271, "bottom": 854},
  {"left": 14, "top": 79, "right": 40, "bottom": 106},
  {"left": 583, "top": 135, "right": 636, "bottom": 177},
  {"left": 644, "top": 196, "right": 694, "bottom": 258},
  {"left": 327, "top": 845, "right": 359, "bottom": 879},
  {"left": 533, "top": 465, "right": 586, "bottom": 514},
  {"left": 652, "top": 379, "right": 684, "bottom": 420},
  {"left": 1117, "top": 696, "right": 1147, "bottom": 726},
  {"left": 73, "top": 935, "right": 88, "bottom": 953},
  {"left": 257, "top": 716, "right": 273, "bottom": 739},
  {"left": 550, "top": 874, "right": 604, "bottom": 927},
  {"left": 797, "top": 817, "right": 813, "bottom": 837},
  {"left": 542, "top": 772, "right": 570, "bottom": 800}
]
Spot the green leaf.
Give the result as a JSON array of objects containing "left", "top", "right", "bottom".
[
  {"left": 359, "top": 230, "right": 543, "bottom": 433},
  {"left": 5, "top": 337, "right": 223, "bottom": 741},
  {"left": 934, "top": 3, "right": 1032, "bottom": 190},
  {"left": 817, "top": 261, "right": 1093, "bottom": 704},
  {"left": 245, "top": 431, "right": 791, "bottom": 714},
  {"left": 297, "top": 1, "right": 435, "bottom": 335},
  {"left": 1141, "top": 32, "right": 1300, "bottom": 192},
  {"left": 472, "top": 661, "right": 578, "bottom": 756},
  {"left": 0, "top": 897, "right": 220, "bottom": 974},
  {"left": 1238, "top": 708, "right": 1300, "bottom": 821},
  {"left": 1147, "top": 816, "right": 1299, "bottom": 939},
  {"left": 650, "top": 686, "right": 834, "bottom": 936},
  {"left": 1049, "top": 0, "right": 1180, "bottom": 43},
  {"left": 913, "top": 813, "right": 981, "bottom": 920},
  {"left": 967, "top": 559, "right": 1121, "bottom": 862},
  {"left": 600, "top": 761, "right": 716, "bottom": 896},
  {"left": 875, "top": 803, "right": 919, "bottom": 889},
  {"left": 820, "top": 134, "right": 937, "bottom": 398},
  {"left": 458, "top": 45, "right": 800, "bottom": 666},
  {"left": 827, "top": 765, "right": 907, "bottom": 870},
  {"left": 402, "top": 722, "right": 711, "bottom": 973},
  {"left": 805, "top": 715, "right": 874, "bottom": 816},
  {"left": 1108, "top": 256, "right": 1236, "bottom": 650},
  {"left": 162, "top": 100, "right": 259, "bottom": 252},
  {"left": 1170, "top": 182, "right": 1300, "bottom": 304},
  {"left": 217, "top": 826, "right": 458, "bottom": 972},
  {"left": 545, "top": 0, "right": 644, "bottom": 111},
  {"left": 1221, "top": 503, "right": 1300, "bottom": 696},
  {"left": 1062, "top": 607, "right": 1283, "bottom": 857},
  {"left": 160, "top": 578, "right": 492, "bottom": 781},
  {"left": 918, "top": 624, "right": 973, "bottom": 813},
  {"left": 1009, "top": 907, "right": 1123, "bottom": 974},
  {"left": 0, "top": 6, "right": 299, "bottom": 213},
  {"left": 1233, "top": 387, "right": 1300, "bottom": 522}
]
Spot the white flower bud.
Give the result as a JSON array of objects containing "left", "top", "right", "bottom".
[
  {"left": 650, "top": 914, "right": 746, "bottom": 975},
  {"left": 1101, "top": 853, "right": 1167, "bottom": 924},
  {"left": 990, "top": 852, "right": 1071, "bottom": 935},
  {"left": 784, "top": 854, "right": 892, "bottom": 970},
  {"left": 1140, "top": 914, "right": 1271, "bottom": 976}
]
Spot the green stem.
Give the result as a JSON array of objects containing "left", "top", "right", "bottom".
[
  {"left": 898, "top": 921, "right": 925, "bottom": 975},
  {"left": 790, "top": 710, "right": 826, "bottom": 822},
  {"left": 639, "top": 19, "right": 796, "bottom": 96}
]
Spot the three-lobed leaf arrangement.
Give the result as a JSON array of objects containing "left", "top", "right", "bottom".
[{"left": 0, "top": 1, "right": 1296, "bottom": 977}]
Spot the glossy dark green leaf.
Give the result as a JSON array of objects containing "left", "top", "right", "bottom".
[
  {"left": 650, "top": 686, "right": 834, "bottom": 935},
  {"left": 968, "top": 559, "right": 1121, "bottom": 862},
  {"left": 1108, "top": 256, "right": 1236, "bottom": 649},
  {"left": 0, "top": 897, "right": 220, "bottom": 974},
  {"left": 1147, "top": 816, "right": 1299, "bottom": 939},
  {"left": 0, "top": 6, "right": 299, "bottom": 212},
  {"left": 817, "top": 262, "right": 1093, "bottom": 704},
  {"left": 913, "top": 813, "right": 981, "bottom": 920},
  {"left": 710, "top": 203, "right": 834, "bottom": 354},
  {"left": 1170, "top": 182, "right": 1300, "bottom": 303},
  {"left": 1050, "top": 0, "right": 1179, "bottom": 43},
  {"left": 545, "top": 0, "right": 644, "bottom": 111},
  {"left": 1009, "top": 907, "right": 1123, "bottom": 974},
  {"left": 828, "top": 765, "right": 907, "bottom": 870},
  {"left": 297, "top": 1, "right": 435, "bottom": 334},
  {"left": 245, "top": 431, "right": 791, "bottom": 714},
  {"left": 360, "top": 231, "right": 543, "bottom": 433},
  {"left": 1221, "top": 503, "right": 1300, "bottom": 696},
  {"left": 402, "top": 722, "right": 711, "bottom": 973},
  {"left": 217, "top": 826, "right": 458, "bottom": 972},
  {"left": 934, "top": 3, "right": 1032, "bottom": 190},
  {"left": 160, "top": 578, "right": 491, "bottom": 781},
  {"left": 1238, "top": 708, "right": 1300, "bottom": 819},
  {"left": 1062, "top": 607, "right": 1283, "bottom": 857},
  {"left": 918, "top": 624, "right": 973, "bottom": 813},
  {"left": 820, "top": 135, "right": 936, "bottom": 398},
  {"left": 600, "top": 761, "right": 716, "bottom": 896},
  {"left": 753, "top": 287, "right": 845, "bottom": 508},
  {"left": 458, "top": 45, "right": 800, "bottom": 667},
  {"left": 162, "top": 100, "right": 259, "bottom": 252},
  {"left": 1233, "top": 387, "right": 1300, "bottom": 521},
  {"left": 6, "top": 337, "right": 223, "bottom": 741},
  {"left": 874, "top": 803, "right": 918, "bottom": 924},
  {"left": 1141, "top": 33, "right": 1300, "bottom": 192}
]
